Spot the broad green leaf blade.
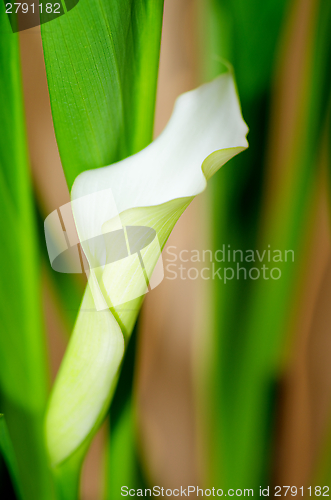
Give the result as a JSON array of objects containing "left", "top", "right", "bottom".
[
  {"left": 0, "top": 415, "right": 23, "bottom": 500},
  {"left": 41, "top": 0, "right": 164, "bottom": 188},
  {"left": 0, "top": 4, "right": 52, "bottom": 499},
  {"left": 41, "top": 1, "right": 164, "bottom": 495}
]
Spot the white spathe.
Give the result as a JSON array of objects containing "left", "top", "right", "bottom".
[
  {"left": 45, "top": 72, "right": 248, "bottom": 466},
  {"left": 71, "top": 73, "right": 248, "bottom": 259}
]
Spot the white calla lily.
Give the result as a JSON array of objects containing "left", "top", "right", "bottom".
[{"left": 45, "top": 72, "right": 248, "bottom": 466}]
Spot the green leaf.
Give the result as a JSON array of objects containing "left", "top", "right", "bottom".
[
  {"left": 41, "top": 0, "right": 164, "bottom": 188},
  {"left": 107, "top": 400, "right": 142, "bottom": 495},
  {"left": 105, "top": 325, "right": 146, "bottom": 498},
  {"left": 202, "top": 0, "right": 290, "bottom": 100},
  {"left": 41, "top": 1, "right": 165, "bottom": 495},
  {"left": 0, "top": 415, "right": 23, "bottom": 500},
  {"left": 0, "top": 4, "right": 52, "bottom": 499},
  {"left": 306, "top": 0, "right": 331, "bottom": 485}
]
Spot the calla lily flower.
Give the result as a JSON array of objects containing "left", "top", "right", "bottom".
[{"left": 45, "top": 72, "right": 248, "bottom": 467}]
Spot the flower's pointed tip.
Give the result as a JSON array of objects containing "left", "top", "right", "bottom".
[{"left": 202, "top": 144, "right": 248, "bottom": 182}]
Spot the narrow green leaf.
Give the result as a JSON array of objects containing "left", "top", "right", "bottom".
[
  {"left": 307, "top": 0, "right": 331, "bottom": 485},
  {"left": 203, "top": 0, "right": 290, "bottom": 100},
  {"left": 0, "top": 4, "right": 52, "bottom": 499},
  {"left": 0, "top": 415, "right": 23, "bottom": 500},
  {"left": 105, "top": 326, "right": 145, "bottom": 498}
]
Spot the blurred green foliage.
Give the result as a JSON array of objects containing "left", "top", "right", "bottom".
[
  {"left": 202, "top": 0, "right": 331, "bottom": 491},
  {"left": 0, "top": 3, "right": 52, "bottom": 499}
]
